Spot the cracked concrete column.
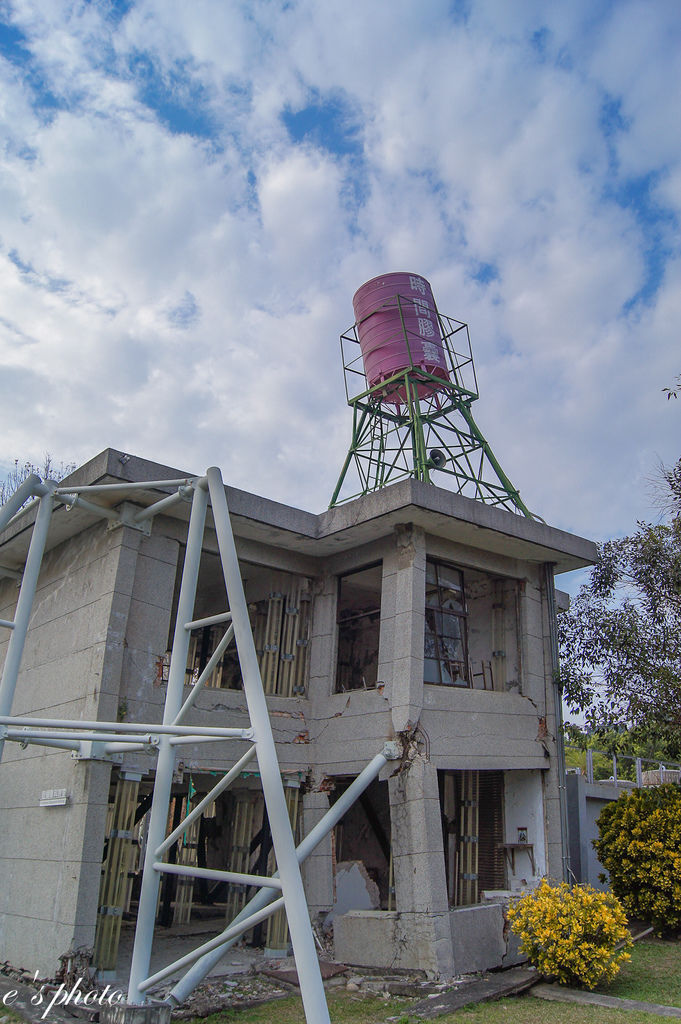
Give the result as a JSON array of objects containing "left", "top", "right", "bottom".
[
  {"left": 378, "top": 524, "right": 426, "bottom": 734},
  {"left": 301, "top": 788, "right": 333, "bottom": 917},
  {"left": 389, "top": 754, "right": 454, "bottom": 977}
]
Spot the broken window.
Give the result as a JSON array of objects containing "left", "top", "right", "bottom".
[
  {"left": 439, "top": 769, "right": 506, "bottom": 906},
  {"left": 335, "top": 563, "right": 382, "bottom": 692},
  {"left": 424, "top": 560, "right": 469, "bottom": 686},
  {"left": 465, "top": 574, "right": 523, "bottom": 693},
  {"left": 184, "top": 564, "right": 312, "bottom": 697}
]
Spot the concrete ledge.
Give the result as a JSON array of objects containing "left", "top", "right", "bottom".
[
  {"left": 531, "top": 982, "right": 681, "bottom": 1018},
  {"left": 333, "top": 910, "right": 452, "bottom": 976}
]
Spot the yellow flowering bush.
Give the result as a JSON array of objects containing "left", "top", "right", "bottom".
[
  {"left": 595, "top": 783, "right": 681, "bottom": 934},
  {"left": 507, "top": 880, "right": 631, "bottom": 989}
]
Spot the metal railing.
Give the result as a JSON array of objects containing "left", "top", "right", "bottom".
[{"left": 565, "top": 745, "right": 681, "bottom": 787}]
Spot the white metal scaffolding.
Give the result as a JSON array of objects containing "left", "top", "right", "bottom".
[{"left": 0, "top": 467, "right": 399, "bottom": 1024}]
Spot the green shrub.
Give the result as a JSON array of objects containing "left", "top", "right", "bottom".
[
  {"left": 595, "top": 783, "right": 681, "bottom": 934},
  {"left": 507, "top": 880, "right": 631, "bottom": 988}
]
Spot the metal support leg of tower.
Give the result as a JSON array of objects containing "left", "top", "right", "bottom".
[
  {"left": 0, "top": 468, "right": 406, "bottom": 1024},
  {"left": 456, "top": 402, "right": 537, "bottom": 519},
  {"left": 0, "top": 482, "right": 54, "bottom": 764},
  {"left": 205, "top": 468, "right": 330, "bottom": 1024},
  {"left": 329, "top": 404, "right": 369, "bottom": 507},
  {"left": 405, "top": 381, "right": 431, "bottom": 484},
  {"left": 126, "top": 481, "right": 209, "bottom": 1004}
]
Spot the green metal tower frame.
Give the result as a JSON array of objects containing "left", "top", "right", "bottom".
[{"left": 330, "top": 298, "right": 540, "bottom": 520}]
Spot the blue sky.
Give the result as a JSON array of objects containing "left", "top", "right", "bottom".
[{"left": 0, "top": 0, "right": 679, "bottom": 551}]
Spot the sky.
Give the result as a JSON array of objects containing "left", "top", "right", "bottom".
[{"left": 0, "top": 0, "right": 679, "bottom": 551}]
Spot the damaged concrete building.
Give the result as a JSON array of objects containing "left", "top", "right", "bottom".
[{"left": 0, "top": 447, "right": 595, "bottom": 981}]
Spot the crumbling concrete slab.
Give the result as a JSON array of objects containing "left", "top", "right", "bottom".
[
  {"left": 450, "top": 903, "right": 506, "bottom": 975},
  {"left": 325, "top": 860, "right": 380, "bottom": 926},
  {"left": 334, "top": 909, "right": 453, "bottom": 977},
  {"left": 407, "top": 966, "right": 539, "bottom": 1018},
  {"left": 261, "top": 961, "right": 348, "bottom": 988}
]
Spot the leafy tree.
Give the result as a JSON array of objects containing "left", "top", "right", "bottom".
[
  {"left": 559, "top": 458, "right": 681, "bottom": 735},
  {"left": 663, "top": 457, "right": 681, "bottom": 512}
]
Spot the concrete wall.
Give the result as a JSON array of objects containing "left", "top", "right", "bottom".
[
  {"left": 0, "top": 518, "right": 202, "bottom": 975},
  {"left": 331, "top": 533, "right": 563, "bottom": 977},
  {"left": 117, "top": 528, "right": 315, "bottom": 777},
  {"left": 335, "top": 767, "right": 546, "bottom": 977},
  {"left": 334, "top": 902, "right": 526, "bottom": 978},
  {"left": 117, "top": 529, "right": 179, "bottom": 725},
  {"left": 466, "top": 574, "right": 521, "bottom": 693},
  {"left": 300, "top": 789, "right": 334, "bottom": 917},
  {"left": 0, "top": 522, "right": 137, "bottom": 975},
  {"left": 566, "top": 774, "right": 632, "bottom": 889},
  {"left": 503, "top": 770, "right": 546, "bottom": 885},
  {"left": 0, "top": 467, "right": 571, "bottom": 981},
  {"left": 521, "top": 568, "right": 564, "bottom": 882},
  {"left": 380, "top": 524, "right": 426, "bottom": 734},
  {"left": 334, "top": 910, "right": 447, "bottom": 976}
]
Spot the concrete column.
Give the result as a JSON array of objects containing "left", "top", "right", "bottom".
[
  {"left": 388, "top": 754, "right": 454, "bottom": 977},
  {"left": 518, "top": 572, "right": 547, "bottom": 713},
  {"left": 301, "top": 788, "right": 334, "bottom": 916},
  {"left": 379, "top": 524, "right": 426, "bottom": 734},
  {"left": 565, "top": 772, "right": 586, "bottom": 882},
  {"left": 540, "top": 569, "right": 565, "bottom": 882}
]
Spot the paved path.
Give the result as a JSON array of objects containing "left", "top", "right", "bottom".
[{"left": 531, "top": 982, "right": 681, "bottom": 1018}]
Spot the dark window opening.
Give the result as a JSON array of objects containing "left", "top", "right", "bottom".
[
  {"left": 332, "top": 777, "right": 392, "bottom": 909},
  {"left": 425, "top": 560, "right": 469, "bottom": 686},
  {"left": 335, "top": 563, "right": 382, "bottom": 692},
  {"left": 439, "top": 769, "right": 505, "bottom": 906}
]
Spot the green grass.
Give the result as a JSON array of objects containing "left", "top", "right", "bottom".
[
  {"left": 185, "top": 989, "right": 681, "bottom": 1024},
  {"left": 184, "top": 940, "right": 681, "bottom": 1024},
  {"left": 185, "top": 990, "right": 406, "bottom": 1024},
  {"left": 598, "top": 938, "right": 681, "bottom": 1007},
  {"left": 0, "top": 1010, "right": 31, "bottom": 1024},
  {"left": 432, "top": 1001, "right": 681, "bottom": 1023}
]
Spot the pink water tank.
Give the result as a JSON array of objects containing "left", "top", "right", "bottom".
[{"left": 352, "top": 272, "right": 449, "bottom": 403}]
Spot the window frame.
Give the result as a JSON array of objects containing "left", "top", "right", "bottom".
[
  {"left": 424, "top": 558, "right": 470, "bottom": 687},
  {"left": 335, "top": 561, "right": 382, "bottom": 693}
]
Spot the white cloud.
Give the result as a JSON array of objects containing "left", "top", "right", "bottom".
[{"left": 0, "top": 0, "right": 679, "bottom": 539}]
